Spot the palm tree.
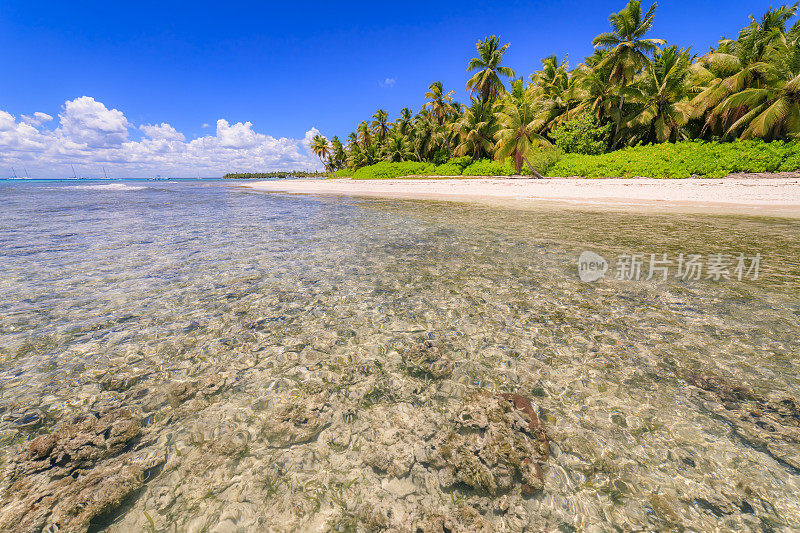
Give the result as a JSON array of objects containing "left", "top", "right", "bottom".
[
  {"left": 330, "top": 136, "right": 346, "bottom": 170},
  {"left": 692, "top": 5, "right": 800, "bottom": 139},
  {"left": 356, "top": 121, "right": 372, "bottom": 148},
  {"left": 371, "top": 109, "right": 390, "bottom": 143},
  {"left": 715, "top": 46, "right": 800, "bottom": 140},
  {"left": 622, "top": 46, "right": 692, "bottom": 144},
  {"left": 384, "top": 131, "right": 416, "bottom": 162},
  {"left": 467, "top": 36, "right": 517, "bottom": 103},
  {"left": 531, "top": 55, "right": 581, "bottom": 134},
  {"left": 396, "top": 107, "right": 414, "bottom": 135},
  {"left": 424, "top": 81, "right": 456, "bottom": 156},
  {"left": 310, "top": 134, "right": 331, "bottom": 169},
  {"left": 572, "top": 52, "right": 617, "bottom": 123},
  {"left": 494, "top": 80, "right": 550, "bottom": 174},
  {"left": 593, "top": 0, "right": 666, "bottom": 146},
  {"left": 413, "top": 110, "right": 444, "bottom": 162},
  {"left": 452, "top": 98, "right": 496, "bottom": 160}
]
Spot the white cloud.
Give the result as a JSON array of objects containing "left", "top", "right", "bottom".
[
  {"left": 216, "top": 119, "right": 261, "bottom": 149},
  {"left": 140, "top": 123, "right": 185, "bottom": 141},
  {"left": 57, "top": 96, "right": 130, "bottom": 147},
  {"left": 201, "top": 123, "right": 210, "bottom": 129},
  {"left": 379, "top": 77, "right": 396, "bottom": 88},
  {"left": 0, "top": 97, "right": 324, "bottom": 178},
  {"left": 20, "top": 112, "right": 53, "bottom": 126}
]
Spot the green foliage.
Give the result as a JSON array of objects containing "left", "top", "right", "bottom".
[
  {"left": 331, "top": 169, "right": 354, "bottom": 178},
  {"left": 526, "top": 146, "right": 563, "bottom": 175},
  {"left": 549, "top": 113, "right": 611, "bottom": 155},
  {"left": 462, "top": 158, "right": 515, "bottom": 176},
  {"left": 351, "top": 161, "right": 435, "bottom": 180},
  {"left": 433, "top": 162, "right": 463, "bottom": 176},
  {"left": 450, "top": 156, "right": 474, "bottom": 170},
  {"left": 547, "top": 140, "right": 800, "bottom": 178}
]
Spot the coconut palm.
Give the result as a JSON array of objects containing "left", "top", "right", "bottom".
[
  {"left": 466, "top": 36, "right": 517, "bottom": 103},
  {"left": 330, "top": 136, "right": 346, "bottom": 170},
  {"left": 593, "top": 0, "right": 666, "bottom": 146},
  {"left": 413, "top": 110, "right": 444, "bottom": 162},
  {"left": 715, "top": 59, "right": 800, "bottom": 139},
  {"left": 452, "top": 98, "right": 497, "bottom": 160},
  {"left": 531, "top": 55, "right": 581, "bottom": 134},
  {"left": 310, "top": 134, "right": 331, "bottom": 168},
  {"left": 424, "top": 81, "right": 456, "bottom": 156},
  {"left": 384, "top": 132, "right": 416, "bottom": 162},
  {"left": 356, "top": 121, "right": 372, "bottom": 148},
  {"left": 692, "top": 5, "right": 800, "bottom": 138},
  {"left": 494, "top": 80, "right": 550, "bottom": 174},
  {"left": 572, "top": 53, "right": 617, "bottom": 123},
  {"left": 371, "top": 109, "right": 390, "bottom": 143},
  {"left": 396, "top": 107, "right": 414, "bottom": 135},
  {"left": 623, "top": 46, "right": 692, "bottom": 143}
]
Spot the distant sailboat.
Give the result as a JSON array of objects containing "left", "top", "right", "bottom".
[
  {"left": 102, "top": 166, "right": 109, "bottom": 180},
  {"left": 23, "top": 166, "right": 30, "bottom": 179},
  {"left": 71, "top": 164, "right": 78, "bottom": 179},
  {"left": 10, "top": 167, "right": 19, "bottom": 179}
]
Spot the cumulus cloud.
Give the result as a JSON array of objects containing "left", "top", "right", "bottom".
[
  {"left": 379, "top": 77, "right": 396, "bottom": 88},
  {"left": 20, "top": 112, "right": 53, "bottom": 126},
  {"left": 0, "top": 97, "right": 323, "bottom": 178},
  {"left": 140, "top": 123, "right": 185, "bottom": 141},
  {"left": 56, "top": 96, "right": 130, "bottom": 148},
  {"left": 216, "top": 119, "right": 262, "bottom": 149}
]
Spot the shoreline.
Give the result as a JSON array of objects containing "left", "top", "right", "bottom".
[{"left": 242, "top": 176, "right": 800, "bottom": 217}]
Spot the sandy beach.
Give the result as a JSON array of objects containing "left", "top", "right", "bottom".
[{"left": 243, "top": 176, "right": 800, "bottom": 217}]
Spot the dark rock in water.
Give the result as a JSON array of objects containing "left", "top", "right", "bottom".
[
  {"left": 419, "top": 390, "right": 550, "bottom": 496},
  {"left": 687, "top": 372, "right": 800, "bottom": 471},
  {"left": 403, "top": 339, "right": 454, "bottom": 380},
  {"left": 0, "top": 407, "right": 164, "bottom": 533},
  {"left": 262, "top": 391, "right": 333, "bottom": 447},
  {"left": 499, "top": 392, "right": 550, "bottom": 495}
]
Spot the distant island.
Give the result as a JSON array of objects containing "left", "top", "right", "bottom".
[{"left": 222, "top": 171, "right": 329, "bottom": 179}]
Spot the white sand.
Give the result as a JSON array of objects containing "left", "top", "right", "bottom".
[{"left": 242, "top": 177, "right": 800, "bottom": 217}]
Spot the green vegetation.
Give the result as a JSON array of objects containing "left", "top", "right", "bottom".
[
  {"left": 223, "top": 171, "right": 328, "bottom": 179},
  {"left": 352, "top": 162, "right": 434, "bottom": 180},
  {"left": 547, "top": 140, "right": 800, "bottom": 178},
  {"left": 550, "top": 113, "right": 612, "bottom": 155},
  {"left": 330, "top": 168, "right": 354, "bottom": 178},
  {"left": 308, "top": 2, "right": 800, "bottom": 179}
]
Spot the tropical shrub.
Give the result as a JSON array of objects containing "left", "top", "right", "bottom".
[
  {"left": 351, "top": 161, "right": 435, "bottom": 179},
  {"left": 526, "top": 146, "right": 563, "bottom": 175},
  {"left": 433, "top": 162, "right": 463, "bottom": 176},
  {"left": 547, "top": 140, "right": 800, "bottom": 178},
  {"left": 450, "top": 156, "right": 474, "bottom": 170},
  {"left": 549, "top": 113, "right": 611, "bottom": 155},
  {"left": 330, "top": 168, "right": 354, "bottom": 178},
  {"left": 462, "top": 158, "right": 515, "bottom": 176}
]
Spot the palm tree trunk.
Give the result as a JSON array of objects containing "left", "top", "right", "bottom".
[
  {"left": 523, "top": 156, "right": 544, "bottom": 179},
  {"left": 611, "top": 94, "right": 625, "bottom": 150}
]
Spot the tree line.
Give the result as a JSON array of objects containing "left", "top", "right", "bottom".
[{"left": 311, "top": 1, "right": 800, "bottom": 175}]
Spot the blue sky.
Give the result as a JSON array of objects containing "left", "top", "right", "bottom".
[{"left": 0, "top": 0, "right": 785, "bottom": 177}]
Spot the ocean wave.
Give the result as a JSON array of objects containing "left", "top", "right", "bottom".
[{"left": 67, "top": 183, "right": 147, "bottom": 191}]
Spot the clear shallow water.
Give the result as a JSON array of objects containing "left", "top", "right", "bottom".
[{"left": 1, "top": 180, "right": 799, "bottom": 532}]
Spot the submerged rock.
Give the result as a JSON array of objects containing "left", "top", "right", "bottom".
[
  {"left": 0, "top": 407, "right": 164, "bottom": 533},
  {"left": 262, "top": 391, "right": 333, "bottom": 447},
  {"left": 403, "top": 339, "right": 454, "bottom": 380},
  {"left": 688, "top": 372, "right": 800, "bottom": 471},
  {"left": 419, "top": 390, "right": 549, "bottom": 496}
]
